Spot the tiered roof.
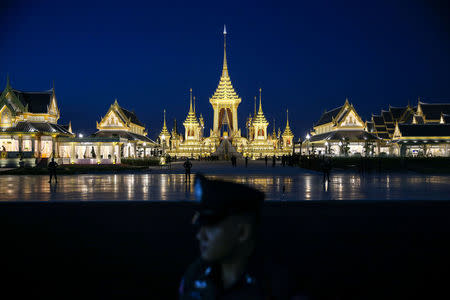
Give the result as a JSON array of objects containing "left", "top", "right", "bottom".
[
  {"left": 282, "top": 109, "right": 293, "bottom": 137},
  {"left": 209, "top": 26, "right": 241, "bottom": 105},
  {"left": 159, "top": 109, "right": 170, "bottom": 137},
  {"left": 315, "top": 106, "right": 343, "bottom": 126},
  {"left": 397, "top": 124, "right": 450, "bottom": 137},
  {"left": 419, "top": 102, "right": 450, "bottom": 121},
  {"left": 252, "top": 89, "right": 268, "bottom": 126},
  {"left": 184, "top": 89, "right": 200, "bottom": 127}
]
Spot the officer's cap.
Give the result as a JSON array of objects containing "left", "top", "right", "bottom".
[{"left": 193, "top": 174, "right": 265, "bottom": 226}]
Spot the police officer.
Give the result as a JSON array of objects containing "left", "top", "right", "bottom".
[
  {"left": 184, "top": 158, "right": 193, "bottom": 183},
  {"left": 48, "top": 157, "right": 58, "bottom": 184},
  {"left": 179, "top": 174, "right": 303, "bottom": 300}
]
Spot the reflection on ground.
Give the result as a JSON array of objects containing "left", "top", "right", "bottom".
[{"left": 1, "top": 171, "right": 449, "bottom": 201}]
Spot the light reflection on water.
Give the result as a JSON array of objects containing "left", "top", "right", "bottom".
[{"left": 0, "top": 173, "right": 449, "bottom": 201}]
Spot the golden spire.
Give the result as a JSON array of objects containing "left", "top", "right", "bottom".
[
  {"left": 164, "top": 109, "right": 167, "bottom": 127},
  {"left": 6, "top": 73, "right": 10, "bottom": 89},
  {"left": 283, "top": 109, "right": 294, "bottom": 137},
  {"left": 189, "top": 88, "right": 193, "bottom": 113},
  {"left": 171, "top": 118, "right": 178, "bottom": 136},
  {"left": 254, "top": 96, "right": 257, "bottom": 116},
  {"left": 210, "top": 26, "right": 241, "bottom": 105},
  {"left": 258, "top": 88, "right": 263, "bottom": 113},
  {"left": 159, "top": 109, "right": 170, "bottom": 137},
  {"left": 286, "top": 109, "right": 290, "bottom": 127},
  {"left": 253, "top": 88, "right": 268, "bottom": 125},
  {"left": 193, "top": 96, "right": 196, "bottom": 114},
  {"left": 223, "top": 24, "right": 228, "bottom": 76},
  {"left": 184, "top": 88, "right": 199, "bottom": 126},
  {"left": 272, "top": 118, "right": 277, "bottom": 138}
]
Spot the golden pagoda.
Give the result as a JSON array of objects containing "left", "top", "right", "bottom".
[
  {"left": 245, "top": 89, "right": 279, "bottom": 158},
  {"left": 161, "top": 26, "right": 294, "bottom": 159},
  {"left": 158, "top": 109, "right": 170, "bottom": 149},
  {"left": 209, "top": 25, "right": 242, "bottom": 138},
  {"left": 282, "top": 109, "right": 294, "bottom": 149}
]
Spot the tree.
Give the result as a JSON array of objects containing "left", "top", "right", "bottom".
[
  {"left": 363, "top": 140, "right": 374, "bottom": 157},
  {"left": 340, "top": 138, "right": 350, "bottom": 156}
]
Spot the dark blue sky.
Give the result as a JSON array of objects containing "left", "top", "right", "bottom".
[{"left": 1, "top": 0, "right": 449, "bottom": 139}]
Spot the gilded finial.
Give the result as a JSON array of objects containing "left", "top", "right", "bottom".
[
  {"left": 6, "top": 73, "right": 10, "bottom": 88},
  {"left": 222, "top": 25, "right": 228, "bottom": 74},
  {"left": 193, "top": 96, "right": 196, "bottom": 114},
  {"left": 189, "top": 88, "right": 193, "bottom": 112},
  {"left": 254, "top": 96, "right": 257, "bottom": 116},
  {"left": 163, "top": 109, "right": 166, "bottom": 126},
  {"left": 286, "top": 109, "right": 290, "bottom": 127},
  {"left": 258, "top": 88, "right": 262, "bottom": 112}
]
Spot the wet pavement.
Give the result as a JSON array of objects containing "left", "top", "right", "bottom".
[{"left": 0, "top": 161, "right": 449, "bottom": 201}]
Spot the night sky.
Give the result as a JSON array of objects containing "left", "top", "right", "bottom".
[{"left": 1, "top": 0, "right": 449, "bottom": 140}]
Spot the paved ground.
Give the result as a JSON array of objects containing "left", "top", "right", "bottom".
[
  {"left": 149, "top": 160, "right": 318, "bottom": 175},
  {"left": 0, "top": 161, "right": 449, "bottom": 201}
]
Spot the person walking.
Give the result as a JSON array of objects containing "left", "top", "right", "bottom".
[
  {"left": 183, "top": 158, "right": 192, "bottom": 183},
  {"left": 321, "top": 157, "right": 331, "bottom": 182},
  {"left": 264, "top": 155, "right": 268, "bottom": 167},
  {"left": 245, "top": 156, "right": 248, "bottom": 168},
  {"left": 48, "top": 158, "right": 58, "bottom": 184},
  {"left": 272, "top": 155, "right": 276, "bottom": 167}
]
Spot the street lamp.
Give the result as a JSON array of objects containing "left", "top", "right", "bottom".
[{"left": 305, "top": 133, "right": 310, "bottom": 155}]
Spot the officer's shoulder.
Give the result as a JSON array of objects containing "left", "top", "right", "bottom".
[{"left": 182, "top": 258, "right": 207, "bottom": 282}]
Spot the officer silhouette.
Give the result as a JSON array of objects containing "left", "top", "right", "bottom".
[
  {"left": 179, "top": 174, "right": 304, "bottom": 299},
  {"left": 48, "top": 157, "right": 58, "bottom": 184},
  {"left": 184, "top": 158, "right": 193, "bottom": 183}
]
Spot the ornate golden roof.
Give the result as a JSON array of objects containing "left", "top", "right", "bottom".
[
  {"left": 184, "top": 88, "right": 200, "bottom": 126},
  {"left": 210, "top": 26, "right": 241, "bottom": 105},
  {"left": 282, "top": 109, "right": 294, "bottom": 137},
  {"left": 252, "top": 89, "right": 268, "bottom": 125},
  {"left": 159, "top": 109, "right": 170, "bottom": 137}
]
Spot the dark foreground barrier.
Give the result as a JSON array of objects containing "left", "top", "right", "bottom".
[{"left": 1, "top": 201, "right": 450, "bottom": 299}]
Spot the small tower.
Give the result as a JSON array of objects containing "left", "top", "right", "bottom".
[
  {"left": 198, "top": 112, "right": 205, "bottom": 138},
  {"left": 159, "top": 109, "right": 171, "bottom": 149},
  {"left": 271, "top": 118, "right": 278, "bottom": 148},
  {"left": 171, "top": 118, "right": 182, "bottom": 150},
  {"left": 251, "top": 88, "right": 269, "bottom": 141},
  {"left": 282, "top": 109, "right": 294, "bottom": 149},
  {"left": 183, "top": 88, "right": 201, "bottom": 141}
]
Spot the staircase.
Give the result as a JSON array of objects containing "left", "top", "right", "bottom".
[{"left": 212, "top": 139, "right": 242, "bottom": 160}]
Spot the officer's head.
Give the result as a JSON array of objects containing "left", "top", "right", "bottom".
[{"left": 192, "top": 174, "right": 264, "bottom": 263}]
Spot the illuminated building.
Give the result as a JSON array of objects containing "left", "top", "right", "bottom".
[
  {"left": 369, "top": 99, "right": 450, "bottom": 156},
  {"left": 302, "top": 99, "right": 379, "bottom": 156},
  {"left": 0, "top": 77, "right": 73, "bottom": 167},
  {"left": 162, "top": 26, "right": 294, "bottom": 158},
  {"left": 304, "top": 98, "right": 450, "bottom": 157},
  {"left": 0, "top": 77, "right": 158, "bottom": 167}
]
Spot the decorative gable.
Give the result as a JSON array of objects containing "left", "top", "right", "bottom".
[
  {"left": 48, "top": 96, "right": 59, "bottom": 116},
  {"left": 393, "top": 122, "right": 402, "bottom": 138},
  {"left": 98, "top": 109, "right": 127, "bottom": 130},
  {"left": 0, "top": 105, "right": 13, "bottom": 127},
  {"left": 337, "top": 108, "right": 364, "bottom": 128}
]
